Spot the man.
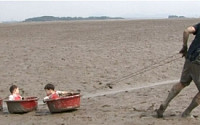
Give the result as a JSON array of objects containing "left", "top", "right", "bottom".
[{"left": 157, "top": 22, "right": 200, "bottom": 118}]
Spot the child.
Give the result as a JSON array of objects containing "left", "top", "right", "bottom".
[
  {"left": 9, "top": 85, "right": 23, "bottom": 101},
  {"left": 43, "top": 83, "right": 73, "bottom": 102}
]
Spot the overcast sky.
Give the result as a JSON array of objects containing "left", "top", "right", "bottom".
[{"left": 0, "top": 1, "right": 200, "bottom": 22}]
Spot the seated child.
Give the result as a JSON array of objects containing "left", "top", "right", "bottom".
[
  {"left": 9, "top": 85, "right": 23, "bottom": 101},
  {"left": 43, "top": 83, "right": 73, "bottom": 102}
]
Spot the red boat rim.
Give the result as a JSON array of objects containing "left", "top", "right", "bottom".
[
  {"left": 5, "top": 97, "right": 38, "bottom": 102},
  {"left": 45, "top": 94, "right": 80, "bottom": 102}
]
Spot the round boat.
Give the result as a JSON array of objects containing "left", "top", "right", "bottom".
[
  {"left": 46, "top": 93, "right": 80, "bottom": 113},
  {"left": 5, "top": 97, "right": 38, "bottom": 114}
]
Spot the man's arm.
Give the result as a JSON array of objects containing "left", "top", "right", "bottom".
[
  {"left": 179, "top": 26, "right": 196, "bottom": 57},
  {"left": 183, "top": 26, "right": 196, "bottom": 46}
]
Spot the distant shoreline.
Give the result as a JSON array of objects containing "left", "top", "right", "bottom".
[
  {"left": 1, "top": 17, "right": 199, "bottom": 25},
  {"left": 23, "top": 16, "right": 124, "bottom": 23},
  {"left": 1, "top": 14, "right": 200, "bottom": 24}
]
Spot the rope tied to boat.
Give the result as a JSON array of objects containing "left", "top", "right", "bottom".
[{"left": 106, "top": 53, "right": 182, "bottom": 86}]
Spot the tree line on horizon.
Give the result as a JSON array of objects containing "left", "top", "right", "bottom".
[
  {"left": 168, "top": 15, "right": 186, "bottom": 19},
  {"left": 24, "top": 16, "right": 124, "bottom": 22}
]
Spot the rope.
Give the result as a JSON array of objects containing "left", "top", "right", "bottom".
[{"left": 106, "top": 53, "right": 182, "bottom": 85}]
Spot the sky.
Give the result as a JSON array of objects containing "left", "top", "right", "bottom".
[{"left": 0, "top": 1, "right": 200, "bottom": 22}]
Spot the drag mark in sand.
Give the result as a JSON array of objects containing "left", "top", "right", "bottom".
[{"left": 83, "top": 79, "right": 179, "bottom": 99}]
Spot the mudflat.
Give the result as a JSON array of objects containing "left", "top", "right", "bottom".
[{"left": 0, "top": 19, "right": 200, "bottom": 124}]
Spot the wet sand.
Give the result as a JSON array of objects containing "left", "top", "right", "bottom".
[{"left": 0, "top": 19, "right": 200, "bottom": 124}]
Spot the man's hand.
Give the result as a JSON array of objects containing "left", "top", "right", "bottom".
[{"left": 179, "top": 45, "right": 188, "bottom": 57}]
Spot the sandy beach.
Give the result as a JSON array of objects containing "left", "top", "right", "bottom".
[{"left": 0, "top": 19, "right": 200, "bottom": 124}]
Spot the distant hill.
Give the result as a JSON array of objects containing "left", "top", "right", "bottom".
[
  {"left": 168, "top": 15, "right": 186, "bottom": 19},
  {"left": 24, "top": 16, "right": 124, "bottom": 22}
]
